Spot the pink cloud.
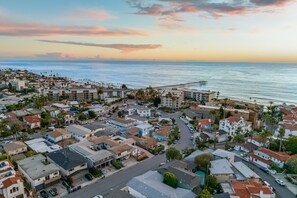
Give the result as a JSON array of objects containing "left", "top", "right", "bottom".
[
  {"left": 65, "top": 8, "right": 115, "bottom": 21},
  {"left": 37, "top": 39, "right": 162, "bottom": 53},
  {"left": 34, "top": 52, "right": 102, "bottom": 60},
  {"left": 0, "top": 22, "right": 149, "bottom": 37}
]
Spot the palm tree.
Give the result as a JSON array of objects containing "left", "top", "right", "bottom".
[
  {"left": 278, "top": 127, "right": 285, "bottom": 152},
  {"left": 259, "top": 129, "right": 272, "bottom": 147}
]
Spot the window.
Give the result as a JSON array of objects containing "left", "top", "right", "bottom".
[
  {"left": 69, "top": 168, "right": 74, "bottom": 172},
  {"left": 80, "top": 164, "right": 86, "bottom": 167}
]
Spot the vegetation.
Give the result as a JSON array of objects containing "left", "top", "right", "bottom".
[
  {"left": 285, "top": 158, "right": 297, "bottom": 174},
  {"left": 205, "top": 175, "right": 219, "bottom": 194},
  {"left": 270, "top": 163, "right": 283, "bottom": 173},
  {"left": 111, "top": 159, "right": 122, "bottom": 169},
  {"left": 150, "top": 145, "right": 165, "bottom": 155},
  {"left": 163, "top": 172, "right": 178, "bottom": 188},
  {"left": 168, "top": 126, "right": 180, "bottom": 145},
  {"left": 199, "top": 188, "right": 212, "bottom": 198},
  {"left": 78, "top": 113, "right": 88, "bottom": 121},
  {"left": 88, "top": 110, "right": 97, "bottom": 119},
  {"left": 233, "top": 133, "right": 245, "bottom": 143},
  {"left": 285, "top": 136, "right": 297, "bottom": 154},
  {"left": 195, "top": 153, "right": 214, "bottom": 172},
  {"left": 182, "top": 147, "right": 196, "bottom": 157},
  {"left": 166, "top": 147, "right": 182, "bottom": 161},
  {"left": 89, "top": 168, "right": 103, "bottom": 178},
  {"left": 195, "top": 138, "right": 209, "bottom": 150}
]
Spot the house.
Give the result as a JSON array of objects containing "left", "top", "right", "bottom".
[
  {"left": 220, "top": 181, "right": 275, "bottom": 198},
  {"left": 89, "top": 136, "right": 133, "bottom": 161},
  {"left": 219, "top": 116, "right": 252, "bottom": 136},
  {"left": 128, "top": 106, "right": 151, "bottom": 117},
  {"left": 249, "top": 148, "right": 292, "bottom": 169},
  {"left": 155, "top": 126, "right": 172, "bottom": 140},
  {"left": 234, "top": 142, "right": 258, "bottom": 154},
  {"left": 46, "top": 128, "right": 71, "bottom": 143},
  {"left": 157, "top": 160, "right": 201, "bottom": 191},
  {"left": 126, "top": 171, "right": 196, "bottom": 198},
  {"left": 212, "top": 149, "right": 236, "bottom": 163},
  {"left": 125, "top": 134, "right": 157, "bottom": 150},
  {"left": 23, "top": 115, "right": 41, "bottom": 129},
  {"left": 231, "top": 161, "right": 260, "bottom": 182},
  {"left": 247, "top": 136, "right": 265, "bottom": 147},
  {"left": 184, "top": 149, "right": 214, "bottom": 163},
  {"left": 47, "top": 148, "right": 88, "bottom": 179},
  {"left": 201, "top": 129, "right": 228, "bottom": 142},
  {"left": 135, "top": 123, "right": 153, "bottom": 137},
  {"left": 65, "top": 124, "right": 95, "bottom": 141},
  {"left": 25, "top": 138, "right": 62, "bottom": 153},
  {"left": 210, "top": 159, "right": 236, "bottom": 183},
  {"left": 182, "top": 89, "right": 216, "bottom": 103},
  {"left": 69, "top": 141, "right": 114, "bottom": 168},
  {"left": 109, "top": 117, "right": 135, "bottom": 128},
  {"left": 18, "top": 154, "right": 61, "bottom": 191},
  {"left": 0, "top": 160, "right": 26, "bottom": 198},
  {"left": 83, "top": 123, "right": 106, "bottom": 134},
  {"left": 197, "top": 119, "right": 212, "bottom": 131},
  {"left": 3, "top": 141, "right": 27, "bottom": 156}
]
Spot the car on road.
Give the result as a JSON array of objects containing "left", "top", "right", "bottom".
[
  {"left": 40, "top": 190, "right": 49, "bottom": 198},
  {"left": 49, "top": 188, "right": 58, "bottom": 196},
  {"left": 259, "top": 166, "right": 269, "bottom": 174},
  {"left": 85, "top": 173, "right": 94, "bottom": 181},
  {"left": 173, "top": 140, "right": 178, "bottom": 144},
  {"left": 93, "top": 195, "right": 103, "bottom": 198},
  {"left": 268, "top": 169, "right": 277, "bottom": 175},
  {"left": 159, "top": 150, "right": 165, "bottom": 154},
  {"left": 159, "top": 162, "right": 165, "bottom": 166},
  {"left": 275, "top": 179, "right": 285, "bottom": 186}
]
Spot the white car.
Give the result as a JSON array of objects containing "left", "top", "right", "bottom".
[
  {"left": 275, "top": 179, "right": 285, "bottom": 186},
  {"left": 93, "top": 195, "right": 103, "bottom": 198}
]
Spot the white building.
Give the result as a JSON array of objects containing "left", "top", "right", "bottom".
[
  {"left": 160, "top": 90, "right": 184, "bottom": 109},
  {"left": 136, "top": 123, "right": 153, "bottom": 137},
  {"left": 182, "top": 89, "right": 216, "bottom": 102},
  {"left": 46, "top": 128, "right": 72, "bottom": 143},
  {"left": 128, "top": 106, "right": 151, "bottom": 117},
  {"left": 219, "top": 116, "right": 252, "bottom": 136},
  {"left": 65, "top": 124, "right": 95, "bottom": 141},
  {"left": 18, "top": 154, "right": 61, "bottom": 191},
  {"left": 0, "top": 160, "right": 26, "bottom": 198}
]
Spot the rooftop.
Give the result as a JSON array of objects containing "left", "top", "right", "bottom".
[
  {"left": 65, "top": 125, "right": 92, "bottom": 136},
  {"left": 210, "top": 159, "right": 234, "bottom": 175},
  {"left": 257, "top": 148, "right": 291, "bottom": 162},
  {"left": 18, "top": 154, "right": 60, "bottom": 180},
  {"left": 47, "top": 148, "right": 87, "bottom": 170},
  {"left": 47, "top": 128, "right": 70, "bottom": 138},
  {"left": 3, "top": 141, "right": 27, "bottom": 152}
]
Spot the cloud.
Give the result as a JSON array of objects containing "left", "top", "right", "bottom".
[
  {"left": 0, "top": 22, "right": 149, "bottom": 37},
  {"left": 65, "top": 8, "right": 115, "bottom": 21},
  {"left": 34, "top": 52, "right": 101, "bottom": 60},
  {"left": 127, "top": 0, "right": 293, "bottom": 18},
  {"left": 37, "top": 39, "right": 162, "bottom": 53}
]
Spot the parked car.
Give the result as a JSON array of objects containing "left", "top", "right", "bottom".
[
  {"left": 269, "top": 169, "right": 277, "bottom": 175},
  {"left": 159, "top": 162, "right": 165, "bottom": 166},
  {"left": 93, "top": 195, "right": 103, "bottom": 198},
  {"left": 259, "top": 167, "right": 269, "bottom": 174},
  {"left": 275, "top": 179, "right": 285, "bottom": 186},
  {"left": 49, "top": 188, "right": 58, "bottom": 196},
  {"left": 85, "top": 173, "right": 94, "bottom": 181},
  {"left": 40, "top": 190, "right": 49, "bottom": 198}
]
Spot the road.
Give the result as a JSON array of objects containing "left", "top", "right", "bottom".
[
  {"left": 235, "top": 156, "right": 295, "bottom": 198},
  {"left": 65, "top": 112, "right": 193, "bottom": 198}
]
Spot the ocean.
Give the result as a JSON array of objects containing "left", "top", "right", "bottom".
[{"left": 0, "top": 60, "right": 296, "bottom": 105}]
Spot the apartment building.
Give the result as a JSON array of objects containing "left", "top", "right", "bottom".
[
  {"left": 160, "top": 90, "right": 184, "bottom": 109},
  {"left": 183, "top": 89, "right": 216, "bottom": 102}
]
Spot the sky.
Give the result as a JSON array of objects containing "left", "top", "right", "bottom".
[{"left": 0, "top": 0, "right": 297, "bottom": 62}]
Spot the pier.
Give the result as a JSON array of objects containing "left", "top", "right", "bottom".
[{"left": 152, "top": 81, "right": 207, "bottom": 89}]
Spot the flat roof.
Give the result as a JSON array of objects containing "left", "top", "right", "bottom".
[
  {"left": 25, "top": 138, "right": 62, "bottom": 153},
  {"left": 210, "top": 159, "right": 234, "bottom": 175}
]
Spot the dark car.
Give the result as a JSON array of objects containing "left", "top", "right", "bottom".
[
  {"left": 49, "top": 188, "right": 58, "bottom": 196},
  {"left": 40, "top": 190, "right": 49, "bottom": 198},
  {"left": 259, "top": 166, "right": 269, "bottom": 173},
  {"left": 85, "top": 173, "right": 94, "bottom": 181}
]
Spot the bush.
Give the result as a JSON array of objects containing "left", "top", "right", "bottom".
[
  {"left": 166, "top": 147, "right": 182, "bottom": 161},
  {"left": 270, "top": 163, "right": 283, "bottom": 173},
  {"left": 163, "top": 172, "right": 178, "bottom": 188},
  {"left": 285, "top": 158, "right": 297, "bottom": 174},
  {"left": 0, "top": 154, "right": 7, "bottom": 160},
  {"left": 90, "top": 168, "right": 103, "bottom": 178},
  {"left": 111, "top": 160, "right": 122, "bottom": 169}
]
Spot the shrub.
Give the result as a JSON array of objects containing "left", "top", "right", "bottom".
[
  {"left": 111, "top": 160, "right": 122, "bottom": 169},
  {"left": 163, "top": 172, "right": 178, "bottom": 188}
]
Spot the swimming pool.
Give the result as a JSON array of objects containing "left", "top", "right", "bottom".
[{"left": 195, "top": 171, "right": 205, "bottom": 186}]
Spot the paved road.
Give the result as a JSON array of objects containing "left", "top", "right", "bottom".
[
  {"left": 65, "top": 112, "right": 193, "bottom": 198},
  {"left": 235, "top": 156, "right": 295, "bottom": 198}
]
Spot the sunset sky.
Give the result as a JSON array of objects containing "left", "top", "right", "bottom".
[{"left": 0, "top": 0, "right": 297, "bottom": 62}]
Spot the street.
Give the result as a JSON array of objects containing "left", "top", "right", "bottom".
[
  {"left": 235, "top": 156, "right": 296, "bottom": 198},
  {"left": 65, "top": 112, "right": 193, "bottom": 198}
]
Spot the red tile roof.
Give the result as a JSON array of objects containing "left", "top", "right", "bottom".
[
  {"left": 249, "top": 153, "right": 273, "bottom": 165},
  {"left": 227, "top": 116, "right": 241, "bottom": 123},
  {"left": 230, "top": 181, "right": 273, "bottom": 198},
  {"left": 1, "top": 176, "right": 23, "bottom": 189},
  {"left": 23, "top": 115, "right": 41, "bottom": 124},
  {"left": 282, "top": 123, "right": 297, "bottom": 131},
  {"left": 258, "top": 148, "right": 291, "bottom": 162}
]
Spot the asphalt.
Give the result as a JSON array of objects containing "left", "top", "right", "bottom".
[
  {"left": 235, "top": 156, "right": 296, "bottom": 198},
  {"left": 65, "top": 112, "right": 194, "bottom": 198}
]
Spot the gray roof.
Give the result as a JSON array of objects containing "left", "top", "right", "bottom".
[
  {"left": 213, "top": 193, "right": 231, "bottom": 198},
  {"left": 232, "top": 161, "right": 260, "bottom": 179},
  {"left": 83, "top": 123, "right": 106, "bottom": 131},
  {"left": 47, "top": 148, "right": 88, "bottom": 170},
  {"left": 212, "top": 149, "right": 235, "bottom": 162},
  {"left": 18, "top": 154, "right": 60, "bottom": 180},
  {"left": 105, "top": 190, "right": 135, "bottom": 198},
  {"left": 66, "top": 125, "right": 91, "bottom": 136},
  {"left": 210, "top": 159, "right": 234, "bottom": 175},
  {"left": 127, "top": 171, "right": 196, "bottom": 198},
  {"left": 184, "top": 149, "right": 214, "bottom": 162}
]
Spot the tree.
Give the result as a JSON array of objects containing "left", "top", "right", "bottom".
[
  {"left": 41, "top": 119, "right": 50, "bottom": 128},
  {"left": 233, "top": 133, "right": 245, "bottom": 143},
  {"left": 205, "top": 175, "right": 219, "bottom": 194},
  {"left": 166, "top": 147, "right": 182, "bottom": 161},
  {"left": 195, "top": 138, "right": 209, "bottom": 150},
  {"left": 121, "top": 84, "right": 128, "bottom": 89},
  {"left": 278, "top": 127, "right": 285, "bottom": 152},
  {"left": 199, "top": 188, "right": 212, "bottom": 198},
  {"left": 171, "top": 118, "right": 176, "bottom": 125},
  {"left": 259, "top": 129, "right": 273, "bottom": 146},
  {"left": 78, "top": 114, "right": 88, "bottom": 121},
  {"left": 153, "top": 96, "right": 161, "bottom": 107},
  {"left": 285, "top": 136, "right": 297, "bottom": 154},
  {"left": 11, "top": 123, "right": 22, "bottom": 140},
  {"left": 88, "top": 110, "right": 97, "bottom": 119},
  {"left": 163, "top": 172, "right": 178, "bottom": 188},
  {"left": 41, "top": 111, "right": 51, "bottom": 119},
  {"left": 285, "top": 158, "right": 297, "bottom": 174},
  {"left": 195, "top": 153, "right": 214, "bottom": 170}
]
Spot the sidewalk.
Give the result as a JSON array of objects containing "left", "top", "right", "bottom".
[{"left": 272, "top": 173, "right": 297, "bottom": 195}]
